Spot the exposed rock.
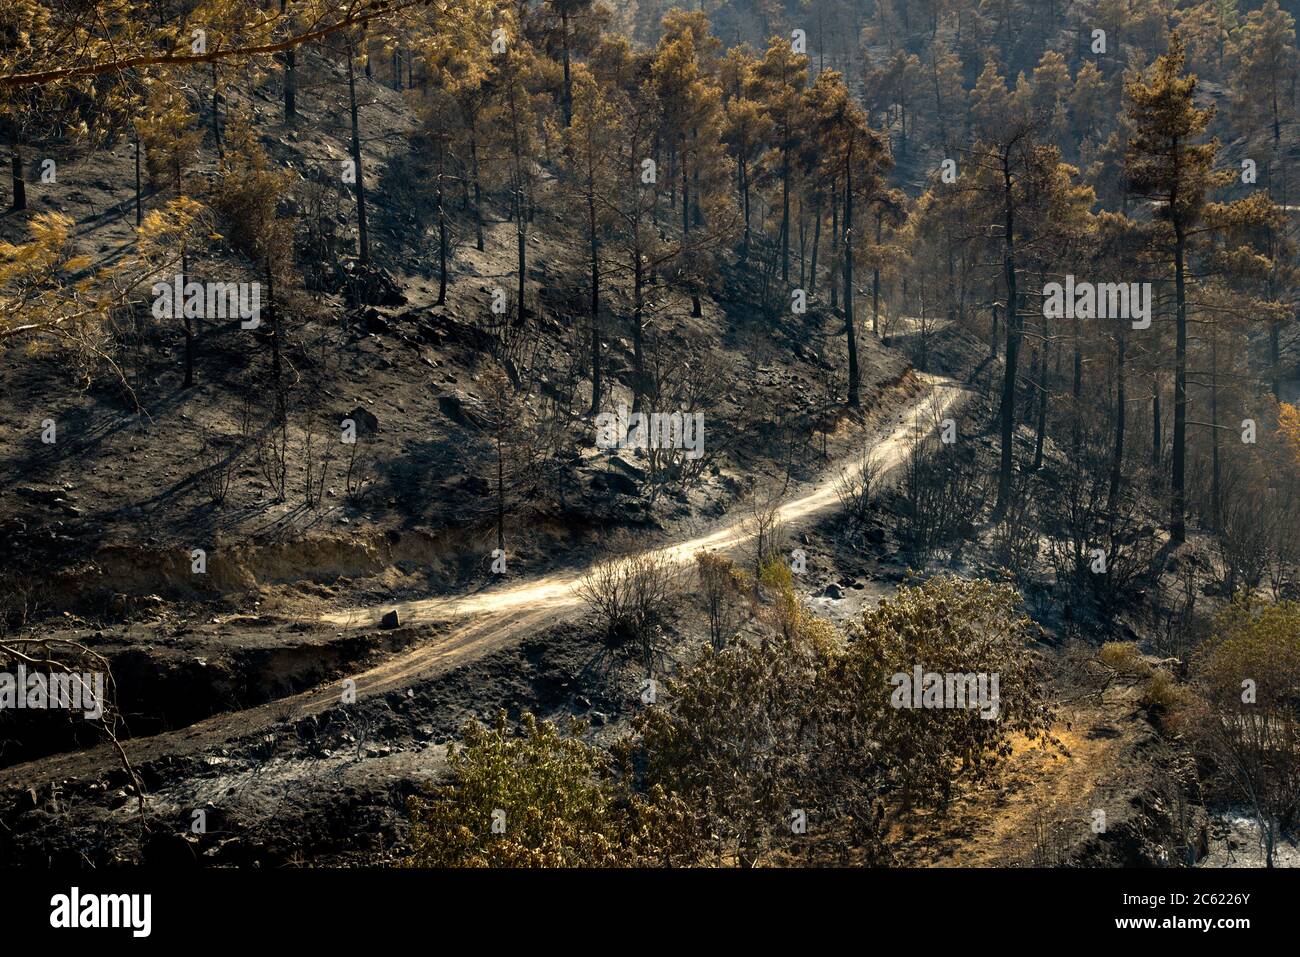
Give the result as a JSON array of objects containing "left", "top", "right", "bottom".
[
  {"left": 346, "top": 405, "right": 380, "bottom": 435},
  {"left": 607, "top": 453, "right": 648, "bottom": 481},
  {"left": 437, "top": 391, "right": 488, "bottom": 428},
  {"left": 342, "top": 262, "right": 407, "bottom": 307},
  {"left": 591, "top": 469, "right": 639, "bottom": 496}
]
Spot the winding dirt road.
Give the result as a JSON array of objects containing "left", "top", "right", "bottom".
[
  {"left": 318, "top": 374, "right": 966, "bottom": 693},
  {"left": 1, "top": 376, "right": 967, "bottom": 787}
]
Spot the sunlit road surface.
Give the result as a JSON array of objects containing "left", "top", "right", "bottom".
[
  {"left": 315, "top": 375, "right": 968, "bottom": 700},
  {"left": 0, "top": 376, "right": 968, "bottom": 785}
]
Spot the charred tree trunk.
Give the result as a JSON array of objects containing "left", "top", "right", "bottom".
[
  {"left": 470, "top": 128, "right": 484, "bottom": 251},
  {"left": 182, "top": 246, "right": 194, "bottom": 389},
  {"left": 346, "top": 45, "right": 370, "bottom": 265},
  {"left": 210, "top": 62, "right": 223, "bottom": 158},
  {"left": 830, "top": 177, "right": 839, "bottom": 311},
  {"left": 1209, "top": 331, "right": 1221, "bottom": 529},
  {"left": 809, "top": 204, "right": 822, "bottom": 296},
  {"left": 1152, "top": 373, "right": 1162, "bottom": 469},
  {"left": 1171, "top": 220, "right": 1188, "bottom": 543},
  {"left": 994, "top": 152, "right": 1020, "bottom": 518},
  {"left": 740, "top": 155, "right": 751, "bottom": 262},
  {"left": 10, "top": 141, "right": 26, "bottom": 211},
  {"left": 1108, "top": 327, "right": 1126, "bottom": 519},
  {"left": 436, "top": 135, "right": 448, "bottom": 305},
  {"left": 587, "top": 171, "right": 601, "bottom": 413},
  {"left": 266, "top": 258, "right": 284, "bottom": 425},
  {"left": 632, "top": 247, "right": 645, "bottom": 413},
  {"left": 134, "top": 134, "right": 143, "bottom": 226},
  {"left": 781, "top": 143, "right": 790, "bottom": 285},
  {"left": 871, "top": 211, "right": 882, "bottom": 335},
  {"left": 281, "top": 1, "right": 297, "bottom": 121},
  {"left": 844, "top": 150, "right": 859, "bottom": 407}
]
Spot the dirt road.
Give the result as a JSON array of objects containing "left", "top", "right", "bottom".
[
  {"left": 0, "top": 376, "right": 967, "bottom": 788},
  {"left": 317, "top": 375, "right": 966, "bottom": 685}
]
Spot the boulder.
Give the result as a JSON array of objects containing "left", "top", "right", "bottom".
[
  {"left": 346, "top": 405, "right": 379, "bottom": 435},
  {"left": 591, "top": 469, "right": 639, "bottom": 496}
]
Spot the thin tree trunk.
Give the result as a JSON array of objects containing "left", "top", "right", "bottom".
[
  {"left": 134, "top": 135, "right": 142, "bottom": 226},
  {"left": 588, "top": 172, "right": 600, "bottom": 413},
  {"left": 346, "top": 45, "right": 370, "bottom": 265},
  {"left": 844, "top": 149, "right": 859, "bottom": 406},
  {"left": 436, "top": 135, "right": 447, "bottom": 305},
  {"left": 10, "top": 142, "right": 25, "bottom": 211},
  {"left": 994, "top": 153, "right": 1020, "bottom": 517},
  {"left": 182, "top": 246, "right": 194, "bottom": 388},
  {"left": 1108, "top": 328, "right": 1126, "bottom": 518},
  {"left": 781, "top": 146, "right": 790, "bottom": 284},
  {"left": 1270, "top": 322, "right": 1281, "bottom": 399},
  {"left": 1072, "top": 314, "right": 1083, "bottom": 457},
  {"left": 1210, "top": 330, "right": 1221, "bottom": 528},
  {"left": 516, "top": 187, "right": 526, "bottom": 319},
  {"left": 872, "top": 212, "right": 882, "bottom": 334},
  {"left": 1171, "top": 222, "right": 1188, "bottom": 543},
  {"left": 470, "top": 128, "right": 484, "bottom": 251},
  {"left": 740, "top": 155, "right": 750, "bottom": 261},
  {"left": 1032, "top": 335, "right": 1046, "bottom": 471},
  {"left": 830, "top": 180, "right": 839, "bottom": 310},
  {"left": 281, "top": 0, "right": 296, "bottom": 121},
  {"left": 809, "top": 204, "right": 821, "bottom": 295},
  {"left": 266, "top": 258, "right": 284, "bottom": 424},
  {"left": 560, "top": 11, "right": 572, "bottom": 126},
  {"left": 496, "top": 435, "right": 505, "bottom": 555},
  {"left": 632, "top": 248, "right": 645, "bottom": 412},
  {"left": 1152, "top": 373, "right": 1162, "bottom": 469},
  {"left": 285, "top": 47, "right": 297, "bottom": 120},
  {"left": 210, "top": 62, "right": 223, "bottom": 158}
]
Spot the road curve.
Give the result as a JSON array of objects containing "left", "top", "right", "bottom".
[
  {"left": 0, "top": 376, "right": 967, "bottom": 787},
  {"left": 312, "top": 375, "right": 967, "bottom": 694}
]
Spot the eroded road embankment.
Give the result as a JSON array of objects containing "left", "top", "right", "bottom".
[{"left": 0, "top": 376, "right": 968, "bottom": 791}]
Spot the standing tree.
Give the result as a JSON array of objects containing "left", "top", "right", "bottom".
[
  {"left": 751, "top": 35, "right": 808, "bottom": 287},
  {"left": 563, "top": 66, "right": 621, "bottom": 412},
  {"left": 1186, "top": 598, "right": 1300, "bottom": 868},
  {"left": 806, "top": 69, "right": 891, "bottom": 406},
  {"left": 210, "top": 118, "right": 296, "bottom": 420},
  {"left": 1126, "top": 33, "right": 1241, "bottom": 542}
]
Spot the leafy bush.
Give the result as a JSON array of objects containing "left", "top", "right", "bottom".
[
  {"left": 1182, "top": 597, "right": 1300, "bottom": 866},
  {"left": 1140, "top": 668, "right": 1185, "bottom": 719},
  {"left": 694, "top": 551, "right": 747, "bottom": 650},
  {"left": 406, "top": 713, "right": 619, "bottom": 867},
  {"left": 410, "top": 578, "right": 1057, "bottom": 867},
  {"left": 1098, "top": 641, "right": 1149, "bottom": 675},
  {"left": 837, "top": 576, "right": 1057, "bottom": 809},
  {"left": 405, "top": 711, "right": 699, "bottom": 868}
]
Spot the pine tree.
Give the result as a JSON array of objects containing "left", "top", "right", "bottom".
[
  {"left": 751, "top": 35, "right": 809, "bottom": 287},
  {"left": 564, "top": 66, "right": 622, "bottom": 412},
  {"left": 806, "top": 70, "right": 891, "bottom": 406},
  {"left": 1125, "top": 32, "right": 1234, "bottom": 543},
  {"left": 1230, "top": 0, "right": 1296, "bottom": 148}
]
